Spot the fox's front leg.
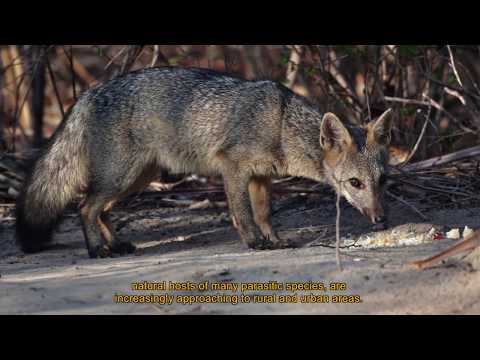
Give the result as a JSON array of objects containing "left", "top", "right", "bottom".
[
  {"left": 248, "top": 177, "right": 294, "bottom": 249},
  {"left": 223, "top": 171, "right": 274, "bottom": 250}
]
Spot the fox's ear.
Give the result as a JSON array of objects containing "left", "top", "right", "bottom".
[
  {"left": 368, "top": 108, "right": 393, "bottom": 146},
  {"left": 320, "top": 113, "right": 353, "bottom": 151}
]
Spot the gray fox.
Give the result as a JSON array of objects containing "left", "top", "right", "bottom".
[{"left": 16, "top": 66, "right": 393, "bottom": 258}]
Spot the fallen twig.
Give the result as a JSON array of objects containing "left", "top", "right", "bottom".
[
  {"left": 410, "top": 229, "right": 480, "bottom": 270},
  {"left": 402, "top": 145, "right": 480, "bottom": 172},
  {"left": 396, "top": 178, "right": 480, "bottom": 200}
]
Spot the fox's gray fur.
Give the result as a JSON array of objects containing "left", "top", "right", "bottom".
[{"left": 16, "top": 66, "right": 393, "bottom": 258}]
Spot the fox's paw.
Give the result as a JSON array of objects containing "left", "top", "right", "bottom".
[
  {"left": 271, "top": 238, "right": 297, "bottom": 249},
  {"left": 88, "top": 242, "right": 136, "bottom": 259},
  {"left": 111, "top": 241, "right": 137, "bottom": 256},
  {"left": 245, "top": 236, "right": 275, "bottom": 251},
  {"left": 263, "top": 232, "right": 297, "bottom": 249},
  {"left": 88, "top": 245, "right": 112, "bottom": 259}
]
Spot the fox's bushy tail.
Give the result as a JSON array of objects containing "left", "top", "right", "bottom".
[{"left": 16, "top": 104, "right": 89, "bottom": 253}]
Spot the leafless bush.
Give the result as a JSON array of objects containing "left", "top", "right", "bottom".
[{"left": 1, "top": 45, "right": 480, "bottom": 161}]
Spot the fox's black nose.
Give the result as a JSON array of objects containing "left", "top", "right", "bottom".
[
  {"left": 373, "top": 215, "right": 386, "bottom": 224},
  {"left": 372, "top": 215, "right": 388, "bottom": 230}
]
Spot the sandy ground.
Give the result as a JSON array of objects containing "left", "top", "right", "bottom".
[{"left": 1, "top": 192, "right": 480, "bottom": 315}]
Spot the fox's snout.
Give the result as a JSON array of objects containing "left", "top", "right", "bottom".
[
  {"left": 371, "top": 214, "right": 387, "bottom": 224},
  {"left": 361, "top": 207, "right": 387, "bottom": 225}
]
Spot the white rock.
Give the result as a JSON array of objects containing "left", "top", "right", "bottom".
[
  {"left": 446, "top": 228, "right": 461, "bottom": 240},
  {"left": 463, "top": 226, "right": 474, "bottom": 238}
]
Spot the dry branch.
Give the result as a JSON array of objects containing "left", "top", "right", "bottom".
[
  {"left": 284, "top": 45, "right": 304, "bottom": 89},
  {"left": 401, "top": 107, "right": 431, "bottom": 166},
  {"left": 411, "top": 230, "right": 480, "bottom": 270},
  {"left": 55, "top": 46, "right": 97, "bottom": 87},
  {"left": 384, "top": 95, "right": 475, "bottom": 134},
  {"left": 447, "top": 45, "right": 463, "bottom": 87},
  {"left": 402, "top": 145, "right": 480, "bottom": 172}
]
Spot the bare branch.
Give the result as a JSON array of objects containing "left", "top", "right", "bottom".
[
  {"left": 284, "top": 45, "right": 304, "bottom": 89},
  {"left": 401, "top": 106, "right": 431, "bottom": 166},
  {"left": 402, "top": 144, "right": 480, "bottom": 172},
  {"left": 447, "top": 45, "right": 463, "bottom": 87}
]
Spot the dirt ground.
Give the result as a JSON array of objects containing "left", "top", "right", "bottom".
[{"left": 1, "top": 191, "right": 480, "bottom": 315}]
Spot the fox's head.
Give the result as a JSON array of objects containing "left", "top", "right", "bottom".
[{"left": 320, "top": 109, "right": 393, "bottom": 225}]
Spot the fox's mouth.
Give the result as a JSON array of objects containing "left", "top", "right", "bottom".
[{"left": 361, "top": 208, "right": 387, "bottom": 227}]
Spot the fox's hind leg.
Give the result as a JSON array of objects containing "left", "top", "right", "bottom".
[
  {"left": 80, "top": 194, "right": 115, "bottom": 258},
  {"left": 248, "top": 177, "right": 293, "bottom": 249},
  {"left": 98, "top": 211, "right": 136, "bottom": 255},
  {"left": 102, "top": 164, "right": 161, "bottom": 256},
  {"left": 81, "top": 163, "right": 160, "bottom": 258},
  {"left": 81, "top": 192, "right": 138, "bottom": 258}
]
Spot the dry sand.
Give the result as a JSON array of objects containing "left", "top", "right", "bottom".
[{"left": 1, "top": 194, "right": 479, "bottom": 315}]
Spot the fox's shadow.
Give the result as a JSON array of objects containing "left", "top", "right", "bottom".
[{"left": 51, "top": 195, "right": 438, "bottom": 257}]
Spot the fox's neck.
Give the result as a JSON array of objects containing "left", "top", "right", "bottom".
[{"left": 280, "top": 95, "right": 326, "bottom": 182}]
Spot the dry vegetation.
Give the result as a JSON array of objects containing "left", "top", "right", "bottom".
[
  {"left": 1, "top": 45, "right": 480, "bottom": 213},
  {"left": 3, "top": 46, "right": 480, "bottom": 314}
]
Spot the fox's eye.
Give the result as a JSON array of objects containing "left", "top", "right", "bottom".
[{"left": 349, "top": 178, "right": 363, "bottom": 189}]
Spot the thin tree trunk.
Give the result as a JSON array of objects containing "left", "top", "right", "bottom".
[{"left": 29, "top": 45, "right": 47, "bottom": 148}]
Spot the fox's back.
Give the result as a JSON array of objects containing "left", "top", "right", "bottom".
[{"left": 78, "top": 67, "right": 289, "bottom": 175}]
